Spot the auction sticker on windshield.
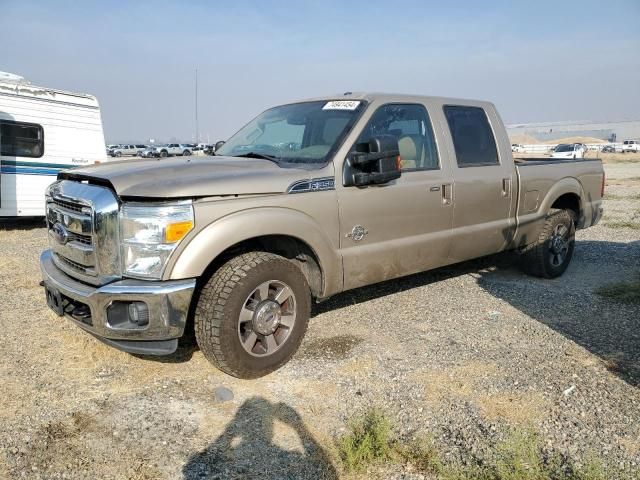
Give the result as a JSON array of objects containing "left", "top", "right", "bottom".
[{"left": 322, "top": 100, "right": 360, "bottom": 110}]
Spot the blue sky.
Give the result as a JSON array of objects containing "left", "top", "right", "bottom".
[{"left": 2, "top": 0, "right": 639, "bottom": 142}]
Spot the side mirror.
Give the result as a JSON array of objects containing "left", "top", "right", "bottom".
[
  {"left": 343, "top": 135, "right": 401, "bottom": 187},
  {"left": 214, "top": 140, "right": 226, "bottom": 152}
]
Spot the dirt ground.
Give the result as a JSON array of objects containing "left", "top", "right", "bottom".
[{"left": 0, "top": 162, "right": 639, "bottom": 479}]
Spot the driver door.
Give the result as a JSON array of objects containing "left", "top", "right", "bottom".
[{"left": 337, "top": 103, "right": 454, "bottom": 290}]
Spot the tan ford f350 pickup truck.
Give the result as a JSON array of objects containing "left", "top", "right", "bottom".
[{"left": 41, "top": 93, "right": 605, "bottom": 378}]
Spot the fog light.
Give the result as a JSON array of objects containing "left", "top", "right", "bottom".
[{"left": 128, "top": 302, "right": 149, "bottom": 326}]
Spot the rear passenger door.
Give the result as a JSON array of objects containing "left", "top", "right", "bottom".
[
  {"left": 338, "top": 102, "right": 454, "bottom": 290},
  {"left": 442, "top": 104, "right": 516, "bottom": 262}
]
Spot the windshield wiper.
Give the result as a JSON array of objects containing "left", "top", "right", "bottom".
[{"left": 231, "top": 152, "right": 280, "bottom": 164}]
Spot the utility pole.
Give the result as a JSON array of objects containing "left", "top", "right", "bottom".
[{"left": 195, "top": 68, "right": 199, "bottom": 145}]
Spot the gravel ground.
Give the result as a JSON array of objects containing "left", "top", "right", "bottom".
[{"left": 0, "top": 162, "right": 639, "bottom": 479}]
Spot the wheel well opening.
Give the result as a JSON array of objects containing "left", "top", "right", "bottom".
[
  {"left": 199, "top": 235, "right": 324, "bottom": 299},
  {"left": 551, "top": 193, "right": 580, "bottom": 223}
]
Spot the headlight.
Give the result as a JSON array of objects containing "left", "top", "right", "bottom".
[{"left": 120, "top": 202, "right": 194, "bottom": 279}]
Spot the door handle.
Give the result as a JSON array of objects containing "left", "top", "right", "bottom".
[
  {"left": 429, "top": 185, "right": 441, "bottom": 192},
  {"left": 502, "top": 178, "right": 512, "bottom": 197},
  {"left": 442, "top": 183, "right": 452, "bottom": 205}
]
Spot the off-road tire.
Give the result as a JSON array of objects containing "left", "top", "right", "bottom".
[
  {"left": 160, "top": 150, "right": 168, "bottom": 158},
  {"left": 194, "top": 252, "right": 311, "bottom": 379},
  {"left": 183, "top": 150, "right": 191, "bottom": 156},
  {"left": 520, "top": 209, "right": 575, "bottom": 278}
]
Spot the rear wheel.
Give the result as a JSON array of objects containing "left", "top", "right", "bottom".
[
  {"left": 520, "top": 209, "right": 575, "bottom": 278},
  {"left": 160, "top": 150, "right": 168, "bottom": 158},
  {"left": 194, "top": 252, "right": 311, "bottom": 379},
  {"left": 183, "top": 150, "right": 191, "bottom": 156},
  {"left": 115, "top": 151, "right": 122, "bottom": 157}
]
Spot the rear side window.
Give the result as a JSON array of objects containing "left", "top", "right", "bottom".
[
  {"left": 443, "top": 105, "right": 498, "bottom": 167},
  {"left": 357, "top": 103, "right": 439, "bottom": 171},
  {"left": 0, "top": 120, "right": 44, "bottom": 158}
]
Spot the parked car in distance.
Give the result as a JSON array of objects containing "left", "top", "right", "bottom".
[
  {"left": 41, "top": 93, "right": 605, "bottom": 379},
  {"left": 601, "top": 145, "right": 616, "bottom": 153},
  {"left": 511, "top": 144, "right": 526, "bottom": 153},
  {"left": 621, "top": 140, "right": 640, "bottom": 153},
  {"left": 551, "top": 143, "right": 586, "bottom": 159},
  {"left": 110, "top": 144, "right": 140, "bottom": 157},
  {"left": 154, "top": 143, "right": 193, "bottom": 157},
  {"left": 137, "top": 147, "right": 157, "bottom": 158}
]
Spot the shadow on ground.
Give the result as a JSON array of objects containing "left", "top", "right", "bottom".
[
  {"left": 0, "top": 217, "right": 46, "bottom": 231},
  {"left": 476, "top": 240, "right": 640, "bottom": 388},
  {"left": 315, "top": 239, "right": 639, "bottom": 387},
  {"left": 182, "top": 397, "right": 338, "bottom": 479}
]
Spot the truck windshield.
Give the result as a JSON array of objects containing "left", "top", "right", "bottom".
[
  {"left": 216, "top": 100, "right": 365, "bottom": 165},
  {"left": 555, "top": 144, "right": 574, "bottom": 152}
]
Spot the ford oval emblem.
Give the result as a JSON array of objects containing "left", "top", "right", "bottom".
[{"left": 51, "top": 222, "right": 69, "bottom": 245}]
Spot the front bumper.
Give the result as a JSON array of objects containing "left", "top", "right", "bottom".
[{"left": 40, "top": 249, "right": 196, "bottom": 355}]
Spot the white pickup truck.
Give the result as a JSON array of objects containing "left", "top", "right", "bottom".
[
  {"left": 154, "top": 144, "right": 193, "bottom": 157},
  {"left": 621, "top": 140, "right": 640, "bottom": 153}
]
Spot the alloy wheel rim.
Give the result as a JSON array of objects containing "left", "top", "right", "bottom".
[
  {"left": 238, "top": 280, "right": 296, "bottom": 357},
  {"left": 549, "top": 223, "right": 570, "bottom": 267}
]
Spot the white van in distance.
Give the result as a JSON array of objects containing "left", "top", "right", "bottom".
[{"left": 0, "top": 72, "right": 108, "bottom": 216}]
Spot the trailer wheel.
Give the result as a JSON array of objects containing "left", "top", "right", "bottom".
[
  {"left": 520, "top": 209, "right": 575, "bottom": 278},
  {"left": 194, "top": 252, "right": 311, "bottom": 379}
]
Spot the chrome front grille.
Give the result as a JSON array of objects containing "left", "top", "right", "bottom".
[
  {"left": 46, "top": 180, "right": 121, "bottom": 286},
  {"left": 52, "top": 197, "right": 90, "bottom": 214}
]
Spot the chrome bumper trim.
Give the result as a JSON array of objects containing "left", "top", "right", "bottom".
[{"left": 40, "top": 249, "right": 195, "bottom": 342}]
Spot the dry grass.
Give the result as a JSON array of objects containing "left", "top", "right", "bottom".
[
  {"left": 414, "top": 361, "right": 500, "bottom": 401},
  {"left": 596, "top": 279, "right": 640, "bottom": 304},
  {"left": 603, "top": 220, "right": 640, "bottom": 230},
  {"left": 476, "top": 392, "right": 549, "bottom": 425},
  {"left": 338, "top": 411, "right": 625, "bottom": 480}
]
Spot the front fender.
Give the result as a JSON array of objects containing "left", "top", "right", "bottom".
[{"left": 167, "top": 207, "right": 343, "bottom": 297}]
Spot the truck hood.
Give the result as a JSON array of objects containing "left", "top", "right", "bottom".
[{"left": 60, "top": 156, "right": 321, "bottom": 198}]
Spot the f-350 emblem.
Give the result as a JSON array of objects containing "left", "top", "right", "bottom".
[{"left": 346, "top": 225, "right": 368, "bottom": 242}]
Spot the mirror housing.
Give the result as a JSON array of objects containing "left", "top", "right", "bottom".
[
  {"left": 343, "top": 135, "right": 401, "bottom": 187},
  {"left": 214, "top": 140, "right": 226, "bottom": 152}
]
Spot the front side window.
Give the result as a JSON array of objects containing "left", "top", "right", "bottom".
[
  {"left": 444, "top": 105, "right": 498, "bottom": 167},
  {"left": 0, "top": 120, "right": 44, "bottom": 158},
  {"left": 356, "top": 103, "right": 439, "bottom": 171},
  {"left": 216, "top": 100, "right": 365, "bottom": 165}
]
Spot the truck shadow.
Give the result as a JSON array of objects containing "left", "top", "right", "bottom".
[
  {"left": 315, "top": 240, "right": 639, "bottom": 388},
  {"left": 181, "top": 396, "right": 338, "bottom": 479},
  {"left": 475, "top": 240, "right": 640, "bottom": 388}
]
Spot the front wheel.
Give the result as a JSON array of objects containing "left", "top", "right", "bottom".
[
  {"left": 520, "top": 209, "right": 575, "bottom": 278},
  {"left": 183, "top": 150, "right": 191, "bottom": 156},
  {"left": 160, "top": 150, "right": 168, "bottom": 158},
  {"left": 194, "top": 252, "right": 311, "bottom": 379}
]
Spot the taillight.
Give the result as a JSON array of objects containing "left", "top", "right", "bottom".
[{"left": 600, "top": 172, "right": 605, "bottom": 198}]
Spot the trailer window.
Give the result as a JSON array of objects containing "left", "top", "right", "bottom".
[
  {"left": 443, "top": 106, "right": 498, "bottom": 167},
  {"left": 0, "top": 120, "right": 44, "bottom": 158}
]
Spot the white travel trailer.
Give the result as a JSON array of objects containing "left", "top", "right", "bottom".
[{"left": 0, "top": 72, "right": 107, "bottom": 216}]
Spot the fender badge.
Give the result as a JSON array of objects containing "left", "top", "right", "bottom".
[{"left": 346, "top": 225, "right": 368, "bottom": 242}]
